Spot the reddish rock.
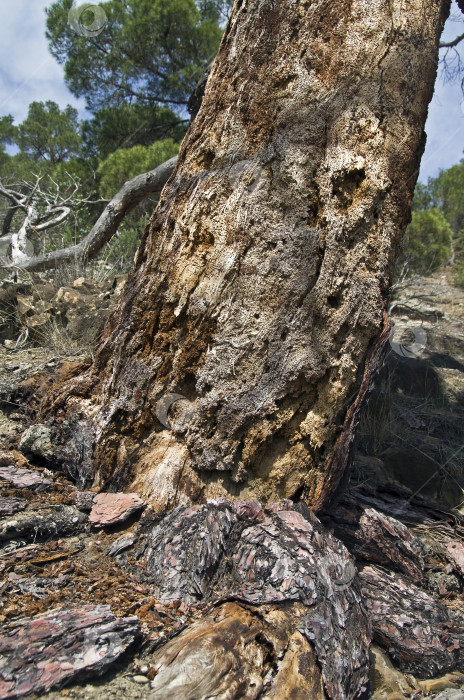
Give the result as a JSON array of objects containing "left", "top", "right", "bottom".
[
  {"left": 0, "top": 605, "right": 140, "bottom": 697},
  {"left": 446, "top": 541, "right": 464, "bottom": 577},
  {"left": 0, "top": 465, "right": 52, "bottom": 491},
  {"left": 88, "top": 492, "right": 145, "bottom": 527}
]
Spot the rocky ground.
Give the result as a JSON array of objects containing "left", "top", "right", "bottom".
[{"left": 0, "top": 269, "right": 463, "bottom": 700}]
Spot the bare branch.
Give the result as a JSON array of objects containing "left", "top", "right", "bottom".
[
  {"left": 0, "top": 178, "right": 27, "bottom": 210},
  {"left": 439, "top": 31, "right": 464, "bottom": 49},
  {"left": 34, "top": 206, "right": 72, "bottom": 231},
  {"left": 1, "top": 156, "right": 177, "bottom": 272}
]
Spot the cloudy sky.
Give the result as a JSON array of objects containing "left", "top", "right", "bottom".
[{"left": 1, "top": 0, "right": 464, "bottom": 183}]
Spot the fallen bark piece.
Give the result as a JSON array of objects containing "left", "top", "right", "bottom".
[
  {"left": 0, "top": 504, "right": 86, "bottom": 542},
  {"left": 359, "top": 564, "right": 464, "bottom": 677},
  {"left": 0, "top": 605, "right": 140, "bottom": 698},
  {"left": 0, "top": 498, "right": 27, "bottom": 517},
  {"left": 89, "top": 492, "right": 145, "bottom": 527},
  {"left": 325, "top": 501, "right": 424, "bottom": 583},
  {"left": 137, "top": 501, "right": 370, "bottom": 699},
  {"left": 0, "top": 465, "right": 52, "bottom": 491},
  {"left": 149, "top": 602, "right": 325, "bottom": 700},
  {"left": 446, "top": 542, "right": 464, "bottom": 577},
  {"left": 107, "top": 535, "right": 136, "bottom": 557},
  {"left": 7, "top": 574, "right": 70, "bottom": 599}
]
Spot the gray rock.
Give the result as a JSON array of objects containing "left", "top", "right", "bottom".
[
  {"left": 0, "top": 504, "right": 86, "bottom": 542},
  {"left": 19, "top": 424, "right": 54, "bottom": 460},
  {"left": 434, "top": 691, "right": 464, "bottom": 700}
]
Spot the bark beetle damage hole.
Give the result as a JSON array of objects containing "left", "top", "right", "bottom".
[{"left": 332, "top": 168, "right": 366, "bottom": 209}]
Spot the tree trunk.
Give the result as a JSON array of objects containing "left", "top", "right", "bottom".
[{"left": 50, "top": 0, "right": 450, "bottom": 510}]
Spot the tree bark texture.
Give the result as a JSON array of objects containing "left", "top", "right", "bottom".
[{"left": 51, "top": 0, "right": 450, "bottom": 509}]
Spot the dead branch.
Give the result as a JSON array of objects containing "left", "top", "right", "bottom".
[{"left": 0, "top": 156, "right": 177, "bottom": 271}]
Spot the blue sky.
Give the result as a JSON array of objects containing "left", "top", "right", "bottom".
[{"left": 1, "top": 0, "right": 464, "bottom": 183}]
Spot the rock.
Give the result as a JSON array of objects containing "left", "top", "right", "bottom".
[
  {"left": 0, "top": 465, "right": 52, "bottom": 491},
  {"left": 359, "top": 564, "right": 464, "bottom": 677},
  {"left": 418, "top": 673, "right": 464, "bottom": 694},
  {"left": 74, "top": 491, "right": 96, "bottom": 512},
  {"left": 446, "top": 542, "right": 464, "bottom": 577},
  {"left": 19, "top": 424, "right": 54, "bottom": 460},
  {"left": 0, "top": 504, "right": 86, "bottom": 542},
  {"left": 89, "top": 493, "right": 145, "bottom": 528},
  {"left": 0, "top": 497, "right": 27, "bottom": 517},
  {"left": 433, "top": 691, "right": 464, "bottom": 700},
  {"left": 0, "top": 605, "right": 140, "bottom": 697},
  {"left": 16, "top": 295, "right": 34, "bottom": 317},
  {"left": 149, "top": 602, "right": 326, "bottom": 700},
  {"left": 0, "top": 411, "right": 20, "bottom": 445},
  {"left": 132, "top": 675, "right": 149, "bottom": 685},
  {"left": 25, "top": 312, "right": 52, "bottom": 344}
]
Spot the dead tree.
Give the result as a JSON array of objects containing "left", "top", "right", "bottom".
[
  {"left": 48, "top": 0, "right": 449, "bottom": 513},
  {"left": 0, "top": 157, "right": 177, "bottom": 271}
]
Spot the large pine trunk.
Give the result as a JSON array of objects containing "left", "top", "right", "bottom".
[{"left": 51, "top": 0, "right": 449, "bottom": 510}]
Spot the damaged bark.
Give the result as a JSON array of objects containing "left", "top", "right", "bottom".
[
  {"left": 48, "top": 0, "right": 450, "bottom": 511},
  {"left": 0, "top": 605, "right": 140, "bottom": 698}
]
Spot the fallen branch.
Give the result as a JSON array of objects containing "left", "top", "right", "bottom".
[{"left": 0, "top": 156, "right": 177, "bottom": 272}]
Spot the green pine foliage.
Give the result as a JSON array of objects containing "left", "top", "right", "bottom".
[
  {"left": 401, "top": 208, "right": 453, "bottom": 275},
  {"left": 45, "top": 0, "right": 232, "bottom": 113},
  {"left": 97, "top": 138, "right": 180, "bottom": 199}
]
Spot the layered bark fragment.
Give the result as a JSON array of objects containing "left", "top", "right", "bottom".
[
  {"left": 0, "top": 605, "right": 140, "bottom": 698},
  {"left": 130, "top": 501, "right": 371, "bottom": 698},
  {"left": 51, "top": 0, "right": 449, "bottom": 509}
]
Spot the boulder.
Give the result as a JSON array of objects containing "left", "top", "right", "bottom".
[{"left": 89, "top": 492, "right": 146, "bottom": 528}]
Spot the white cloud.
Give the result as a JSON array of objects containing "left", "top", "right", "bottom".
[{"left": 0, "top": 0, "right": 87, "bottom": 123}]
